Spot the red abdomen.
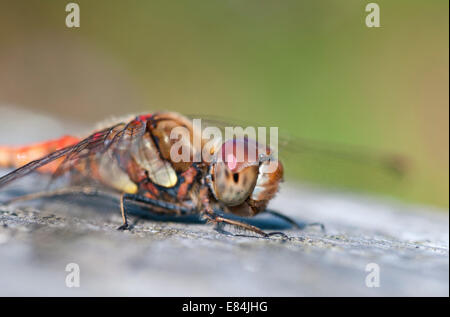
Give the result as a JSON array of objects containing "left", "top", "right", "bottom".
[{"left": 0, "top": 135, "right": 80, "bottom": 173}]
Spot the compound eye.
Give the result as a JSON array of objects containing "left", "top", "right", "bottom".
[
  {"left": 212, "top": 162, "right": 258, "bottom": 206},
  {"left": 218, "top": 138, "right": 265, "bottom": 173}
]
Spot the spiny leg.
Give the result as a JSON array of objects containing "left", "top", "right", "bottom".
[
  {"left": 202, "top": 210, "right": 288, "bottom": 239},
  {"left": 198, "top": 186, "right": 288, "bottom": 239},
  {"left": 117, "top": 193, "right": 129, "bottom": 230},
  {"left": 117, "top": 193, "right": 195, "bottom": 230}
]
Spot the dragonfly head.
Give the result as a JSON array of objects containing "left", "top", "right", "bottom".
[{"left": 207, "top": 138, "right": 283, "bottom": 216}]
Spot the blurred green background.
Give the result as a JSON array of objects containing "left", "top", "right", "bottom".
[{"left": 0, "top": 0, "right": 448, "bottom": 208}]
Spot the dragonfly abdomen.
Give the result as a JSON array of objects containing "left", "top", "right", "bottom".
[{"left": 0, "top": 135, "right": 80, "bottom": 173}]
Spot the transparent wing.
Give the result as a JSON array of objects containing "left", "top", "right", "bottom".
[
  {"left": 188, "top": 113, "right": 407, "bottom": 174},
  {"left": 0, "top": 119, "right": 147, "bottom": 191},
  {"left": 187, "top": 113, "right": 409, "bottom": 197}
]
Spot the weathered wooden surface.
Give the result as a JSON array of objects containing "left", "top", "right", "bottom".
[
  {"left": 0, "top": 183, "right": 448, "bottom": 296},
  {"left": 0, "top": 106, "right": 448, "bottom": 296}
]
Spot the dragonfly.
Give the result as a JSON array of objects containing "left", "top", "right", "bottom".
[
  {"left": 0, "top": 111, "right": 405, "bottom": 237},
  {"left": 0, "top": 112, "right": 297, "bottom": 237}
]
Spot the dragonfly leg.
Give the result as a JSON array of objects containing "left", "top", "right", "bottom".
[
  {"left": 202, "top": 211, "right": 288, "bottom": 239},
  {"left": 117, "top": 193, "right": 129, "bottom": 230},
  {"left": 197, "top": 186, "right": 288, "bottom": 238},
  {"left": 117, "top": 193, "right": 195, "bottom": 230}
]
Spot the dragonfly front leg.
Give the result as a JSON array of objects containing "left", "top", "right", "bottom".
[
  {"left": 198, "top": 187, "right": 288, "bottom": 239},
  {"left": 117, "top": 193, "right": 195, "bottom": 230},
  {"left": 201, "top": 211, "right": 288, "bottom": 239}
]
